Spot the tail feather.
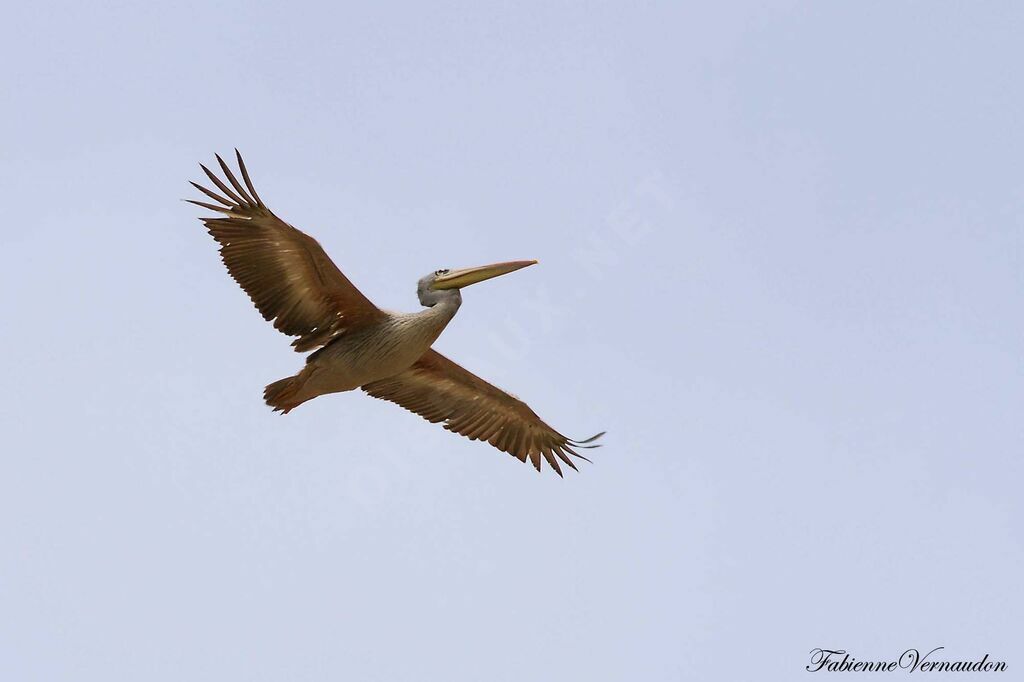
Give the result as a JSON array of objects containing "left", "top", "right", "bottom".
[{"left": 264, "top": 375, "right": 304, "bottom": 414}]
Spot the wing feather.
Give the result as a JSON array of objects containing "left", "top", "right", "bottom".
[
  {"left": 190, "top": 151, "right": 386, "bottom": 351},
  {"left": 361, "top": 350, "right": 603, "bottom": 475}
]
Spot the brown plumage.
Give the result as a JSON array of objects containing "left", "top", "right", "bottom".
[
  {"left": 188, "top": 153, "right": 385, "bottom": 353},
  {"left": 189, "top": 151, "right": 603, "bottom": 474},
  {"left": 362, "top": 350, "right": 602, "bottom": 475}
]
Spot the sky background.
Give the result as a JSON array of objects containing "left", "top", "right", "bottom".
[{"left": 1, "top": 2, "right": 1021, "bottom": 680}]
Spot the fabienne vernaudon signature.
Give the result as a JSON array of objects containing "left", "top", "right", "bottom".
[{"left": 807, "top": 648, "right": 1007, "bottom": 673}]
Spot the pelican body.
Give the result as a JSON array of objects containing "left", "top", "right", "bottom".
[
  {"left": 189, "top": 151, "right": 602, "bottom": 474},
  {"left": 268, "top": 263, "right": 530, "bottom": 411},
  {"left": 278, "top": 301, "right": 458, "bottom": 408}
]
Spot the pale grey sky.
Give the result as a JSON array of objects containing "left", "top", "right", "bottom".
[{"left": 1, "top": 2, "right": 1021, "bottom": 680}]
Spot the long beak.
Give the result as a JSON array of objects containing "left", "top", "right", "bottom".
[{"left": 431, "top": 260, "right": 538, "bottom": 290}]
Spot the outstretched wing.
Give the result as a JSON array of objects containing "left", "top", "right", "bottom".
[
  {"left": 189, "top": 151, "right": 386, "bottom": 352},
  {"left": 361, "top": 350, "right": 603, "bottom": 475}
]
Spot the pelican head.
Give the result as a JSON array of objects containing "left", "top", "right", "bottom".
[{"left": 417, "top": 260, "right": 537, "bottom": 307}]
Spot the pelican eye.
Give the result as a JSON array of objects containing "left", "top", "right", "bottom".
[{"left": 435, "top": 269, "right": 449, "bottom": 276}]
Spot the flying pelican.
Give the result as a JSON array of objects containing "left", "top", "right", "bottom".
[{"left": 188, "top": 151, "right": 603, "bottom": 474}]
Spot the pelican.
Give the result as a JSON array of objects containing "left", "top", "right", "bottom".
[{"left": 188, "top": 151, "right": 602, "bottom": 474}]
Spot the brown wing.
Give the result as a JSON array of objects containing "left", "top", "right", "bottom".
[
  {"left": 188, "top": 150, "right": 386, "bottom": 352},
  {"left": 361, "top": 350, "right": 603, "bottom": 475}
]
